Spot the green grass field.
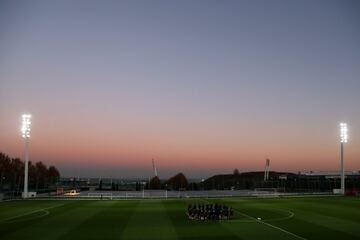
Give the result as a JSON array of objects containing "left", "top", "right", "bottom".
[{"left": 0, "top": 196, "right": 359, "bottom": 240}]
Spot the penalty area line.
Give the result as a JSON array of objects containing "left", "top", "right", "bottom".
[
  {"left": 236, "top": 210, "right": 307, "bottom": 240},
  {"left": 0, "top": 204, "right": 64, "bottom": 223},
  {"left": 188, "top": 198, "right": 306, "bottom": 240}
]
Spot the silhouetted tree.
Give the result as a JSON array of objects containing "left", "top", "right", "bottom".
[
  {"left": 149, "top": 176, "right": 161, "bottom": 189},
  {"left": 233, "top": 169, "right": 240, "bottom": 175},
  {"left": 0, "top": 152, "right": 61, "bottom": 193},
  {"left": 166, "top": 173, "right": 188, "bottom": 190},
  {"left": 48, "top": 166, "right": 60, "bottom": 185},
  {"left": 0, "top": 153, "right": 11, "bottom": 190},
  {"left": 28, "top": 161, "right": 37, "bottom": 189},
  {"left": 35, "top": 161, "right": 48, "bottom": 190},
  {"left": 11, "top": 158, "right": 23, "bottom": 191}
]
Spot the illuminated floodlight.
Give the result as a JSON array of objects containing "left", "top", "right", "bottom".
[
  {"left": 339, "top": 122, "right": 348, "bottom": 195},
  {"left": 340, "top": 122, "right": 348, "bottom": 143},
  {"left": 21, "top": 113, "right": 31, "bottom": 198},
  {"left": 21, "top": 114, "right": 31, "bottom": 139}
]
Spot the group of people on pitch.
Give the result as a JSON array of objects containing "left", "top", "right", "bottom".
[{"left": 187, "top": 203, "right": 234, "bottom": 221}]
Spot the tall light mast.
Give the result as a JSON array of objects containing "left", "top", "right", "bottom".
[
  {"left": 152, "top": 158, "right": 158, "bottom": 177},
  {"left": 21, "top": 114, "right": 31, "bottom": 198},
  {"left": 264, "top": 159, "right": 270, "bottom": 181},
  {"left": 339, "top": 123, "right": 348, "bottom": 195}
]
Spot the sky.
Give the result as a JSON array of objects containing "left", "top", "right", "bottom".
[{"left": 0, "top": 0, "right": 359, "bottom": 179}]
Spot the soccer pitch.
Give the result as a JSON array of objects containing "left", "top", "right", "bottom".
[{"left": 0, "top": 196, "right": 359, "bottom": 240}]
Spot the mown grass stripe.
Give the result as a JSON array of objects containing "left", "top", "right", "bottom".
[
  {"left": 0, "top": 197, "right": 359, "bottom": 240},
  {"left": 121, "top": 200, "right": 178, "bottom": 240},
  {"left": 58, "top": 200, "right": 137, "bottom": 240},
  {"left": 163, "top": 198, "right": 241, "bottom": 240}
]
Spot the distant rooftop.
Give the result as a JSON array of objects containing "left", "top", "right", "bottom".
[{"left": 300, "top": 171, "right": 360, "bottom": 176}]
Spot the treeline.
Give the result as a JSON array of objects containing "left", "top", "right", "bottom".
[
  {"left": 0, "top": 152, "right": 60, "bottom": 193},
  {"left": 147, "top": 172, "right": 190, "bottom": 190}
]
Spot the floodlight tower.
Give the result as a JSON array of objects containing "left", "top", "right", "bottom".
[
  {"left": 340, "top": 123, "right": 348, "bottom": 195},
  {"left": 264, "top": 159, "right": 270, "bottom": 181},
  {"left": 21, "top": 114, "right": 31, "bottom": 198},
  {"left": 152, "top": 158, "right": 158, "bottom": 177}
]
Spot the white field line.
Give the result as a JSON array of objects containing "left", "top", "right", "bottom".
[
  {"left": 266, "top": 209, "right": 295, "bottom": 222},
  {"left": 230, "top": 209, "right": 294, "bottom": 223},
  {"left": 0, "top": 199, "right": 16, "bottom": 203},
  {"left": 236, "top": 210, "right": 307, "bottom": 240},
  {"left": 4, "top": 209, "right": 50, "bottom": 223},
  {"left": 200, "top": 198, "right": 305, "bottom": 240},
  {"left": 0, "top": 204, "right": 64, "bottom": 223}
]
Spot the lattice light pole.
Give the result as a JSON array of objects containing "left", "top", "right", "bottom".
[{"left": 21, "top": 114, "right": 31, "bottom": 198}]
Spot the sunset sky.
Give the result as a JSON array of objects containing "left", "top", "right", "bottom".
[{"left": 0, "top": 0, "right": 359, "bottom": 178}]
